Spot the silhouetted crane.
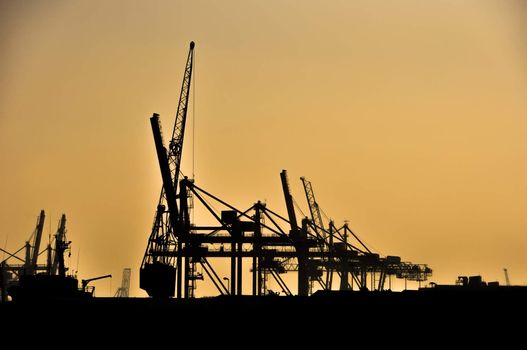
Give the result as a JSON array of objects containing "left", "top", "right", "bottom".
[
  {"left": 300, "top": 177, "right": 325, "bottom": 241},
  {"left": 300, "top": 176, "right": 332, "bottom": 291},
  {"left": 280, "top": 170, "right": 308, "bottom": 296},
  {"left": 504, "top": 268, "right": 511, "bottom": 286},
  {"left": 137, "top": 43, "right": 433, "bottom": 299},
  {"left": 140, "top": 41, "right": 195, "bottom": 298},
  {"left": 115, "top": 268, "right": 131, "bottom": 297},
  {"left": 28, "top": 210, "right": 45, "bottom": 275},
  {"left": 82, "top": 274, "right": 112, "bottom": 293}
]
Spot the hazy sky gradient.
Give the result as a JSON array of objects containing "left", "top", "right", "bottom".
[{"left": 1, "top": 0, "right": 526, "bottom": 296}]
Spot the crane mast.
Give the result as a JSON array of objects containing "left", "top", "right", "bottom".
[
  {"left": 51, "top": 214, "right": 67, "bottom": 276},
  {"left": 140, "top": 42, "right": 195, "bottom": 298},
  {"left": 301, "top": 176, "right": 335, "bottom": 291},
  {"left": 504, "top": 268, "right": 511, "bottom": 286},
  {"left": 115, "top": 268, "right": 131, "bottom": 297},
  {"left": 300, "top": 177, "right": 325, "bottom": 240},
  {"left": 280, "top": 170, "right": 309, "bottom": 296},
  {"left": 169, "top": 41, "right": 194, "bottom": 193},
  {"left": 24, "top": 210, "right": 45, "bottom": 275},
  {"left": 30, "top": 210, "right": 45, "bottom": 274},
  {"left": 280, "top": 170, "right": 298, "bottom": 233}
]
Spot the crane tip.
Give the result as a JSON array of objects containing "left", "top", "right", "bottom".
[{"left": 190, "top": 41, "right": 195, "bottom": 49}]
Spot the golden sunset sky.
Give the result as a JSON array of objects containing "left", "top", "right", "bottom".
[{"left": 1, "top": 1, "right": 526, "bottom": 296}]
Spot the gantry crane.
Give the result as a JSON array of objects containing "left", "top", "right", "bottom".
[
  {"left": 140, "top": 41, "right": 195, "bottom": 298},
  {"left": 115, "top": 268, "right": 131, "bottom": 297},
  {"left": 300, "top": 176, "right": 332, "bottom": 291},
  {"left": 298, "top": 175, "right": 432, "bottom": 292},
  {"left": 138, "top": 43, "right": 432, "bottom": 298}
]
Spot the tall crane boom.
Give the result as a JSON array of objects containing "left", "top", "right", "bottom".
[
  {"left": 51, "top": 214, "right": 67, "bottom": 276},
  {"left": 82, "top": 274, "right": 112, "bottom": 292},
  {"left": 151, "top": 114, "right": 179, "bottom": 231},
  {"left": 280, "top": 170, "right": 298, "bottom": 233},
  {"left": 140, "top": 41, "right": 195, "bottom": 298},
  {"left": 30, "top": 210, "right": 45, "bottom": 271},
  {"left": 169, "top": 41, "right": 195, "bottom": 195},
  {"left": 300, "top": 176, "right": 325, "bottom": 240}
]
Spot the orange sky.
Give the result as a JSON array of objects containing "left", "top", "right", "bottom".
[{"left": 1, "top": 1, "right": 526, "bottom": 296}]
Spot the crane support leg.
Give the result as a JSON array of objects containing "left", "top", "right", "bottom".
[
  {"left": 237, "top": 242, "right": 242, "bottom": 296},
  {"left": 177, "top": 242, "right": 182, "bottom": 298},
  {"left": 231, "top": 241, "right": 236, "bottom": 295}
]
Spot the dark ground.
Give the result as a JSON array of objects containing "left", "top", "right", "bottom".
[{"left": 1, "top": 289, "right": 525, "bottom": 345}]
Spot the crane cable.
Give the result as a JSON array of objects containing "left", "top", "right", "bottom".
[
  {"left": 191, "top": 48, "right": 196, "bottom": 224},
  {"left": 292, "top": 197, "right": 306, "bottom": 219}
]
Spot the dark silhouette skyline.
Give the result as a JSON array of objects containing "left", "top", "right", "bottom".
[{"left": 1, "top": 1, "right": 526, "bottom": 297}]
